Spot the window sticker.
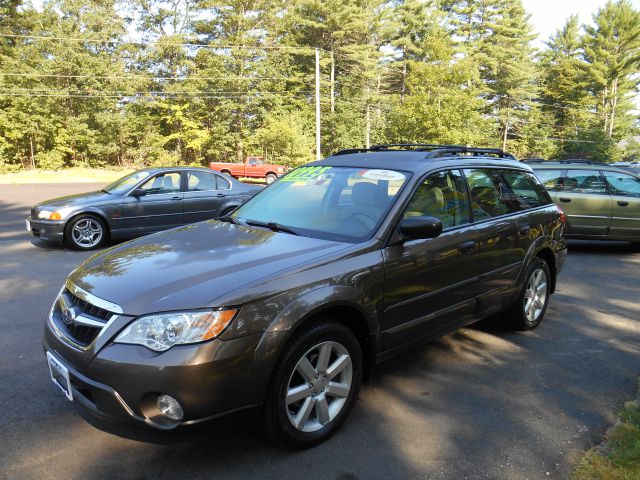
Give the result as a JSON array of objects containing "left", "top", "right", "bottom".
[
  {"left": 359, "top": 169, "right": 406, "bottom": 181},
  {"left": 281, "top": 166, "right": 332, "bottom": 182}
]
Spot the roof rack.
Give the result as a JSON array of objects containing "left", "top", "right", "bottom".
[
  {"left": 331, "top": 143, "right": 516, "bottom": 159},
  {"left": 524, "top": 159, "right": 604, "bottom": 165}
]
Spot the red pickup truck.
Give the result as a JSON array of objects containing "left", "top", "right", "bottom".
[{"left": 209, "top": 156, "right": 287, "bottom": 184}]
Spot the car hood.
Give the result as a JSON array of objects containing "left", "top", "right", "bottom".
[
  {"left": 35, "top": 190, "right": 114, "bottom": 210},
  {"left": 68, "top": 220, "right": 349, "bottom": 315}
]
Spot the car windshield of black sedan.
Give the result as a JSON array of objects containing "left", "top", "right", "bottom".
[
  {"left": 102, "top": 170, "right": 152, "bottom": 195},
  {"left": 232, "top": 166, "right": 409, "bottom": 242}
]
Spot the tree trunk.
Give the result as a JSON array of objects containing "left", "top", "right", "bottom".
[
  {"left": 502, "top": 119, "right": 509, "bottom": 151},
  {"left": 29, "top": 135, "right": 35, "bottom": 170},
  {"left": 400, "top": 51, "right": 407, "bottom": 103},
  {"left": 330, "top": 46, "right": 335, "bottom": 114},
  {"left": 608, "top": 78, "right": 617, "bottom": 138}
]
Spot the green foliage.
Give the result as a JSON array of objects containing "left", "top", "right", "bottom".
[{"left": 0, "top": 0, "right": 638, "bottom": 169}]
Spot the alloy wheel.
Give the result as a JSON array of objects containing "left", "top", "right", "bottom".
[
  {"left": 523, "top": 268, "right": 548, "bottom": 323},
  {"left": 71, "top": 219, "right": 103, "bottom": 248}
]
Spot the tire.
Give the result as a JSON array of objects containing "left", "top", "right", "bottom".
[
  {"left": 265, "top": 173, "right": 277, "bottom": 184},
  {"left": 221, "top": 170, "right": 233, "bottom": 178},
  {"left": 264, "top": 318, "right": 363, "bottom": 448},
  {"left": 505, "top": 257, "right": 551, "bottom": 331},
  {"left": 64, "top": 214, "right": 108, "bottom": 250}
]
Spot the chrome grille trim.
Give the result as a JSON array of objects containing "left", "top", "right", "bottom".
[{"left": 65, "top": 279, "right": 123, "bottom": 314}]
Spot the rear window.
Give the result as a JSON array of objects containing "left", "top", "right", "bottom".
[{"left": 500, "top": 170, "right": 552, "bottom": 209}]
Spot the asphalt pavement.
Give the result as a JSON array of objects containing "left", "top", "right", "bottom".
[{"left": 0, "top": 183, "right": 639, "bottom": 480}]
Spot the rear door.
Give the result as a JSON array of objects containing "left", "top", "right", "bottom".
[
  {"left": 382, "top": 169, "right": 479, "bottom": 351},
  {"left": 123, "top": 171, "right": 183, "bottom": 234},
  {"left": 602, "top": 170, "right": 640, "bottom": 238},
  {"left": 183, "top": 170, "right": 229, "bottom": 223},
  {"left": 463, "top": 168, "right": 525, "bottom": 305},
  {"left": 558, "top": 169, "right": 612, "bottom": 235},
  {"left": 532, "top": 168, "right": 565, "bottom": 201}
]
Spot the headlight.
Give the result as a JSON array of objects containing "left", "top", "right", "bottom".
[
  {"left": 115, "top": 309, "right": 238, "bottom": 352},
  {"left": 37, "top": 210, "right": 62, "bottom": 220},
  {"left": 277, "top": 168, "right": 284, "bottom": 173}
]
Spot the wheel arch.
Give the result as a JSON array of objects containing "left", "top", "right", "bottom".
[{"left": 64, "top": 210, "right": 111, "bottom": 240}]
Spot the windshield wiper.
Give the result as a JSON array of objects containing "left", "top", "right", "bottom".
[
  {"left": 217, "top": 216, "right": 239, "bottom": 225},
  {"left": 244, "top": 219, "right": 301, "bottom": 236}
]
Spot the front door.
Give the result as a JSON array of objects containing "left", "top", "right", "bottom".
[
  {"left": 558, "top": 169, "right": 612, "bottom": 236},
  {"left": 602, "top": 170, "right": 640, "bottom": 238},
  {"left": 381, "top": 169, "right": 479, "bottom": 352},
  {"left": 183, "top": 170, "right": 230, "bottom": 223},
  {"left": 123, "top": 171, "right": 184, "bottom": 234}
]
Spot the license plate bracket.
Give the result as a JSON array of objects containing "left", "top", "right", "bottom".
[{"left": 46, "top": 351, "right": 73, "bottom": 401}]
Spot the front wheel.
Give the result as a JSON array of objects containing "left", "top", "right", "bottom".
[
  {"left": 264, "top": 319, "right": 362, "bottom": 448},
  {"left": 65, "top": 214, "right": 107, "bottom": 250},
  {"left": 265, "top": 173, "right": 277, "bottom": 184},
  {"left": 506, "top": 257, "right": 551, "bottom": 330}
]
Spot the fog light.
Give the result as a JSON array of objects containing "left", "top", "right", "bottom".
[{"left": 157, "top": 394, "right": 183, "bottom": 421}]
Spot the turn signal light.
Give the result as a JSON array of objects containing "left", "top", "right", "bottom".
[
  {"left": 556, "top": 205, "right": 566, "bottom": 225},
  {"left": 49, "top": 212, "right": 62, "bottom": 220}
]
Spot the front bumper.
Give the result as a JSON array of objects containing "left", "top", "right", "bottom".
[
  {"left": 27, "top": 216, "right": 66, "bottom": 243},
  {"left": 43, "top": 321, "right": 270, "bottom": 430}
]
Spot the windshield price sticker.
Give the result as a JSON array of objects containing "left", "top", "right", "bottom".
[
  {"left": 360, "top": 169, "right": 406, "bottom": 181},
  {"left": 282, "top": 166, "right": 332, "bottom": 182}
]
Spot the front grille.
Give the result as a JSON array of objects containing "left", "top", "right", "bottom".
[
  {"left": 57, "top": 288, "right": 116, "bottom": 347},
  {"left": 31, "top": 208, "right": 37, "bottom": 218},
  {"left": 66, "top": 289, "right": 113, "bottom": 321}
]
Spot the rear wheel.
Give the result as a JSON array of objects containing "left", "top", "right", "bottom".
[
  {"left": 65, "top": 214, "right": 107, "bottom": 250},
  {"left": 505, "top": 257, "right": 551, "bottom": 330},
  {"left": 264, "top": 318, "right": 362, "bottom": 448},
  {"left": 265, "top": 173, "right": 277, "bottom": 184}
]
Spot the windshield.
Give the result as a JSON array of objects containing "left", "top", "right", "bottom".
[
  {"left": 102, "top": 171, "right": 153, "bottom": 195},
  {"left": 232, "top": 166, "right": 409, "bottom": 242}
]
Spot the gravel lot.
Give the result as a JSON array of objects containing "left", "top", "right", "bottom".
[{"left": 1, "top": 183, "right": 639, "bottom": 480}]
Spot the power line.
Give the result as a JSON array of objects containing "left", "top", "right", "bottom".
[
  {"left": 0, "top": 33, "right": 321, "bottom": 53},
  {"left": 0, "top": 87, "right": 315, "bottom": 95},
  {"left": 0, "top": 72, "right": 308, "bottom": 81}
]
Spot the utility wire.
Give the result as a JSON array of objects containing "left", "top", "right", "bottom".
[{"left": 0, "top": 72, "right": 309, "bottom": 81}]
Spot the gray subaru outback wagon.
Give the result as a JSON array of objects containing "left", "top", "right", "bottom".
[{"left": 43, "top": 145, "right": 567, "bottom": 447}]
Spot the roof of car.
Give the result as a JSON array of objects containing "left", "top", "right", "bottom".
[
  {"left": 527, "top": 160, "right": 634, "bottom": 175},
  {"left": 308, "top": 145, "right": 529, "bottom": 175}
]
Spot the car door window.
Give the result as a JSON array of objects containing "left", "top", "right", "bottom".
[
  {"left": 139, "top": 172, "right": 181, "bottom": 195},
  {"left": 500, "top": 170, "right": 552, "bottom": 210},
  {"left": 216, "top": 175, "right": 231, "bottom": 190},
  {"left": 564, "top": 170, "right": 607, "bottom": 194},
  {"left": 403, "top": 170, "right": 471, "bottom": 229},
  {"left": 603, "top": 171, "right": 640, "bottom": 197},
  {"left": 463, "top": 169, "right": 520, "bottom": 220},
  {"left": 533, "top": 169, "right": 564, "bottom": 191},
  {"left": 187, "top": 171, "right": 218, "bottom": 191}
]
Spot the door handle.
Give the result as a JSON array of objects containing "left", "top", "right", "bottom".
[
  {"left": 617, "top": 201, "right": 629, "bottom": 207},
  {"left": 518, "top": 225, "right": 531, "bottom": 236},
  {"left": 559, "top": 197, "right": 572, "bottom": 203},
  {"left": 215, "top": 193, "right": 225, "bottom": 197},
  {"left": 458, "top": 240, "right": 476, "bottom": 254},
  {"left": 171, "top": 196, "right": 182, "bottom": 200}
]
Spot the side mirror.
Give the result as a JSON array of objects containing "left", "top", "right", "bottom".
[
  {"left": 399, "top": 216, "right": 443, "bottom": 239},
  {"left": 131, "top": 188, "right": 147, "bottom": 197}
]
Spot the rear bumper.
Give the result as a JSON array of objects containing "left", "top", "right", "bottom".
[{"left": 27, "top": 216, "right": 66, "bottom": 243}]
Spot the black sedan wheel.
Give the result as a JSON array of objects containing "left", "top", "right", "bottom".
[
  {"left": 265, "top": 318, "right": 362, "bottom": 448},
  {"left": 65, "top": 214, "right": 107, "bottom": 250}
]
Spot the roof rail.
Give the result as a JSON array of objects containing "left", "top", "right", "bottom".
[
  {"left": 331, "top": 143, "right": 516, "bottom": 159},
  {"left": 529, "top": 159, "right": 604, "bottom": 165}
]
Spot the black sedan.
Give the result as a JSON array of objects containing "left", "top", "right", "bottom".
[{"left": 27, "top": 167, "right": 262, "bottom": 250}]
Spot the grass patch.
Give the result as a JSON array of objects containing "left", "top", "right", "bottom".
[
  {"left": 573, "top": 391, "right": 640, "bottom": 480},
  {"left": 0, "top": 168, "right": 134, "bottom": 184}
]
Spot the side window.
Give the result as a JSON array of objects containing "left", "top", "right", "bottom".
[
  {"left": 216, "top": 174, "right": 231, "bottom": 190},
  {"left": 533, "top": 169, "right": 564, "bottom": 191},
  {"left": 186, "top": 171, "right": 218, "bottom": 191},
  {"left": 500, "top": 170, "right": 552, "bottom": 210},
  {"left": 603, "top": 171, "right": 640, "bottom": 197},
  {"left": 564, "top": 170, "right": 607, "bottom": 194},
  {"left": 139, "top": 172, "right": 181, "bottom": 195},
  {"left": 403, "top": 170, "right": 471, "bottom": 229},
  {"left": 463, "top": 169, "right": 520, "bottom": 220}
]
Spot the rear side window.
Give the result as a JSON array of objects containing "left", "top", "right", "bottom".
[
  {"left": 403, "top": 170, "right": 471, "bottom": 229},
  {"left": 533, "top": 169, "right": 564, "bottom": 191},
  {"left": 603, "top": 171, "right": 640, "bottom": 197},
  {"left": 463, "top": 169, "right": 520, "bottom": 220},
  {"left": 500, "top": 170, "right": 552, "bottom": 209},
  {"left": 564, "top": 170, "right": 607, "bottom": 194},
  {"left": 187, "top": 171, "right": 218, "bottom": 191}
]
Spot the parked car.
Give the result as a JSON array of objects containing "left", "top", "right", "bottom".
[
  {"left": 27, "top": 167, "right": 261, "bottom": 250},
  {"left": 209, "top": 155, "right": 287, "bottom": 184},
  {"left": 43, "top": 145, "right": 566, "bottom": 447},
  {"left": 529, "top": 160, "right": 640, "bottom": 244},
  {"left": 611, "top": 162, "right": 640, "bottom": 175}
]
